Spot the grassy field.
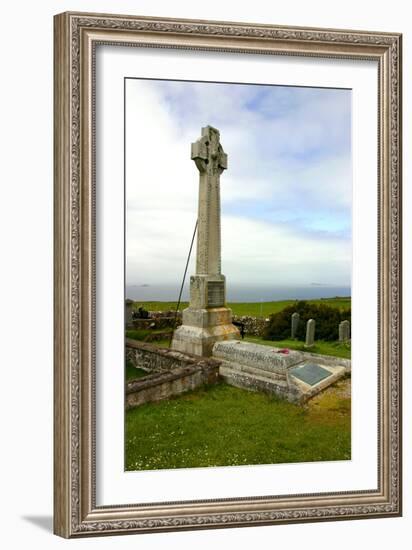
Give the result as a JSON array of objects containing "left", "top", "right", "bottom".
[
  {"left": 132, "top": 297, "right": 350, "bottom": 318},
  {"left": 125, "top": 379, "right": 351, "bottom": 471},
  {"left": 125, "top": 298, "right": 351, "bottom": 469}
]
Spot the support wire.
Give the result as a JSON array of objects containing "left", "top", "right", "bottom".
[{"left": 168, "top": 219, "right": 198, "bottom": 348}]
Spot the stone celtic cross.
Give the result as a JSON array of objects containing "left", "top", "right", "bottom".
[
  {"left": 171, "top": 125, "right": 239, "bottom": 356},
  {"left": 191, "top": 126, "right": 227, "bottom": 275},
  {"left": 191, "top": 125, "right": 227, "bottom": 176}
]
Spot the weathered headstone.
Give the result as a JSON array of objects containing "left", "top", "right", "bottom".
[
  {"left": 125, "top": 299, "right": 133, "bottom": 328},
  {"left": 291, "top": 312, "right": 300, "bottom": 339},
  {"left": 305, "top": 318, "right": 315, "bottom": 348},
  {"left": 339, "top": 320, "right": 350, "bottom": 342},
  {"left": 172, "top": 126, "right": 240, "bottom": 356}
]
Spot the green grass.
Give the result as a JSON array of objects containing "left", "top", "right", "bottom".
[
  {"left": 125, "top": 381, "right": 350, "bottom": 471},
  {"left": 125, "top": 330, "right": 172, "bottom": 350},
  {"left": 126, "top": 328, "right": 173, "bottom": 341},
  {"left": 125, "top": 329, "right": 152, "bottom": 341},
  {"left": 125, "top": 360, "right": 150, "bottom": 381},
  {"left": 244, "top": 336, "right": 351, "bottom": 359},
  {"left": 131, "top": 297, "right": 350, "bottom": 318}
]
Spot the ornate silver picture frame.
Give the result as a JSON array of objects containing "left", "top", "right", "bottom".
[{"left": 53, "top": 11, "right": 402, "bottom": 537}]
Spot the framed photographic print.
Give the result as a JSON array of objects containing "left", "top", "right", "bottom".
[{"left": 53, "top": 12, "right": 402, "bottom": 537}]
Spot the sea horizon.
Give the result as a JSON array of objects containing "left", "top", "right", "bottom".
[{"left": 126, "top": 284, "right": 351, "bottom": 303}]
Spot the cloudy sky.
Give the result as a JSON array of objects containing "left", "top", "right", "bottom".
[{"left": 125, "top": 78, "right": 352, "bottom": 298}]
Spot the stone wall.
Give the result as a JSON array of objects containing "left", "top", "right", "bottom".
[
  {"left": 126, "top": 365, "right": 218, "bottom": 409},
  {"left": 149, "top": 310, "right": 182, "bottom": 319},
  {"left": 126, "top": 338, "right": 210, "bottom": 372},
  {"left": 232, "top": 315, "right": 268, "bottom": 337},
  {"left": 131, "top": 317, "right": 181, "bottom": 330},
  {"left": 131, "top": 311, "right": 269, "bottom": 336},
  {"left": 125, "top": 339, "right": 220, "bottom": 408}
]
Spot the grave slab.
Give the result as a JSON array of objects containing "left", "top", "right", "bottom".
[{"left": 213, "top": 340, "right": 349, "bottom": 403}]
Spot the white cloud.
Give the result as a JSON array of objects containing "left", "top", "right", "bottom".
[{"left": 221, "top": 215, "right": 351, "bottom": 286}]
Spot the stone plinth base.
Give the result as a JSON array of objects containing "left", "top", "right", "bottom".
[{"left": 171, "top": 307, "right": 240, "bottom": 357}]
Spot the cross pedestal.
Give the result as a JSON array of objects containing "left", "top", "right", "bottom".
[{"left": 172, "top": 126, "right": 240, "bottom": 356}]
